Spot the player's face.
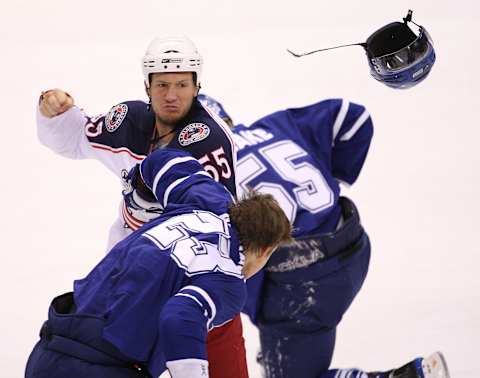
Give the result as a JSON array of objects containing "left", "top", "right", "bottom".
[
  {"left": 242, "top": 245, "right": 277, "bottom": 279},
  {"left": 148, "top": 72, "right": 199, "bottom": 126}
]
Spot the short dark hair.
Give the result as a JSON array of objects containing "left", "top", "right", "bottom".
[{"left": 229, "top": 190, "right": 293, "bottom": 255}]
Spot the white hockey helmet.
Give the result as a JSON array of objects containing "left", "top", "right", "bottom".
[{"left": 142, "top": 35, "right": 203, "bottom": 88}]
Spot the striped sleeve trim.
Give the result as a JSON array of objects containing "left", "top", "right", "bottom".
[
  {"left": 147, "top": 156, "right": 197, "bottom": 194},
  {"left": 339, "top": 109, "right": 370, "bottom": 141},
  {"left": 332, "top": 99, "right": 349, "bottom": 145},
  {"left": 162, "top": 170, "right": 207, "bottom": 207},
  {"left": 176, "top": 285, "right": 217, "bottom": 329}
]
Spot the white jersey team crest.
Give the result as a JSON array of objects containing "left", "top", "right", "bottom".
[
  {"left": 178, "top": 123, "right": 210, "bottom": 146},
  {"left": 105, "top": 103, "right": 128, "bottom": 132}
]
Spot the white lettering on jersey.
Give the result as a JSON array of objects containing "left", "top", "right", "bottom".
[
  {"left": 233, "top": 129, "right": 274, "bottom": 151},
  {"left": 84, "top": 114, "right": 104, "bottom": 137},
  {"left": 142, "top": 211, "right": 243, "bottom": 277},
  {"left": 237, "top": 140, "right": 334, "bottom": 223}
]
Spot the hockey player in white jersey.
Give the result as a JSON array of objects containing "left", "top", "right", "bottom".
[
  {"left": 36, "top": 35, "right": 246, "bottom": 378},
  {"left": 38, "top": 35, "right": 237, "bottom": 249}
]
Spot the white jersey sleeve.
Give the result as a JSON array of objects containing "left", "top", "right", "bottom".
[
  {"left": 37, "top": 106, "right": 93, "bottom": 160},
  {"left": 36, "top": 104, "right": 147, "bottom": 252},
  {"left": 36, "top": 105, "right": 146, "bottom": 176}
]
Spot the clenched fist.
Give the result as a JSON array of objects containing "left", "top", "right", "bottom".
[{"left": 39, "top": 89, "right": 74, "bottom": 118}]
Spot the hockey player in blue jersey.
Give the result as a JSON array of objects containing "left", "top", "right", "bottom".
[
  {"left": 25, "top": 148, "right": 293, "bottom": 378},
  {"left": 37, "top": 35, "right": 247, "bottom": 378},
  {"left": 197, "top": 94, "right": 450, "bottom": 378}
]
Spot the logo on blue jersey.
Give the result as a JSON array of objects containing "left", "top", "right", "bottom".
[
  {"left": 178, "top": 123, "right": 210, "bottom": 146},
  {"left": 105, "top": 103, "right": 128, "bottom": 132}
]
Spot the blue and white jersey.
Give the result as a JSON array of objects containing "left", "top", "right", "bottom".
[
  {"left": 233, "top": 99, "right": 373, "bottom": 237},
  {"left": 72, "top": 149, "right": 245, "bottom": 377}
]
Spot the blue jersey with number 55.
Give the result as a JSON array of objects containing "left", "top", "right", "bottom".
[{"left": 232, "top": 99, "right": 373, "bottom": 237}]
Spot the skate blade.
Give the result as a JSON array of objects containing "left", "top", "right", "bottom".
[{"left": 422, "top": 351, "right": 451, "bottom": 378}]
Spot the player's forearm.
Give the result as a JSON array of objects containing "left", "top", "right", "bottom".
[
  {"left": 36, "top": 106, "right": 91, "bottom": 159},
  {"left": 159, "top": 299, "right": 208, "bottom": 359},
  {"left": 166, "top": 359, "right": 209, "bottom": 378},
  {"left": 158, "top": 293, "right": 211, "bottom": 377}
]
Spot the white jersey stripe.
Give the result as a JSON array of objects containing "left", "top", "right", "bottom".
[
  {"left": 162, "top": 176, "right": 190, "bottom": 207},
  {"left": 196, "top": 171, "right": 211, "bottom": 178},
  {"left": 175, "top": 293, "right": 204, "bottom": 309},
  {"left": 148, "top": 156, "right": 197, "bottom": 194},
  {"left": 162, "top": 170, "right": 210, "bottom": 207},
  {"left": 180, "top": 285, "right": 217, "bottom": 328},
  {"left": 339, "top": 109, "right": 370, "bottom": 142},
  {"left": 332, "top": 99, "right": 349, "bottom": 145}
]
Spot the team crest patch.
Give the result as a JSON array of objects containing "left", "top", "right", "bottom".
[
  {"left": 178, "top": 123, "right": 210, "bottom": 146},
  {"left": 105, "top": 103, "right": 128, "bottom": 132}
]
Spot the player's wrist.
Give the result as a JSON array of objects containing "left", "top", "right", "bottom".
[{"left": 166, "top": 358, "right": 209, "bottom": 378}]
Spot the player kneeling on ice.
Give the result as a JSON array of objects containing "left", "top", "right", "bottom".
[
  {"left": 198, "top": 94, "right": 451, "bottom": 378},
  {"left": 25, "top": 148, "right": 292, "bottom": 378}
]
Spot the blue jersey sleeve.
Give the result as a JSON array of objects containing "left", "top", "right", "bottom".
[
  {"left": 330, "top": 99, "right": 373, "bottom": 184},
  {"left": 288, "top": 99, "right": 373, "bottom": 185},
  {"left": 157, "top": 273, "right": 245, "bottom": 364},
  {"left": 139, "top": 148, "right": 233, "bottom": 213}
]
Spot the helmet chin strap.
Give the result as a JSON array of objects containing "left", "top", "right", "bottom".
[
  {"left": 286, "top": 9, "right": 417, "bottom": 58},
  {"left": 287, "top": 42, "right": 366, "bottom": 58}
]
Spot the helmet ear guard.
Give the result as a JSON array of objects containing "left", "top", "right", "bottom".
[
  {"left": 142, "top": 35, "right": 203, "bottom": 88},
  {"left": 287, "top": 10, "right": 436, "bottom": 89}
]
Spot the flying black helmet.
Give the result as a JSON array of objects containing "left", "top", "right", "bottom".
[
  {"left": 365, "top": 10, "right": 436, "bottom": 89},
  {"left": 287, "top": 10, "right": 436, "bottom": 89}
]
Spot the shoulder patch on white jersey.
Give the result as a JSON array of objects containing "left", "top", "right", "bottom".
[
  {"left": 105, "top": 103, "right": 128, "bottom": 132},
  {"left": 178, "top": 123, "right": 210, "bottom": 146}
]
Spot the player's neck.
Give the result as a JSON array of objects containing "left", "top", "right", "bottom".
[{"left": 154, "top": 121, "right": 176, "bottom": 145}]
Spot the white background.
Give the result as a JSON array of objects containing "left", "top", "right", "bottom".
[{"left": 1, "top": 1, "right": 478, "bottom": 377}]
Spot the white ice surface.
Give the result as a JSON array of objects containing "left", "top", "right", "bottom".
[{"left": 1, "top": 1, "right": 478, "bottom": 377}]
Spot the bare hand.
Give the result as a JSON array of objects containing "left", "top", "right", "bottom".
[{"left": 39, "top": 89, "right": 74, "bottom": 118}]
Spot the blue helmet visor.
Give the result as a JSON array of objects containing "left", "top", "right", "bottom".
[{"left": 371, "top": 27, "right": 433, "bottom": 74}]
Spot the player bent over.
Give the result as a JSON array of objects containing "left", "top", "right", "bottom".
[
  {"left": 199, "top": 95, "right": 451, "bottom": 378},
  {"left": 37, "top": 35, "right": 245, "bottom": 378},
  {"left": 24, "top": 148, "right": 293, "bottom": 378}
]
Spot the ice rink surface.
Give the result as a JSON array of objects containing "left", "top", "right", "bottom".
[{"left": 1, "top": 1, "right": 478, "bottom": 376}]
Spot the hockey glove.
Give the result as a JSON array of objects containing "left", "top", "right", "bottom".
[{"left": 122, "top": 164, "right": 164, "bottom": 228}]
